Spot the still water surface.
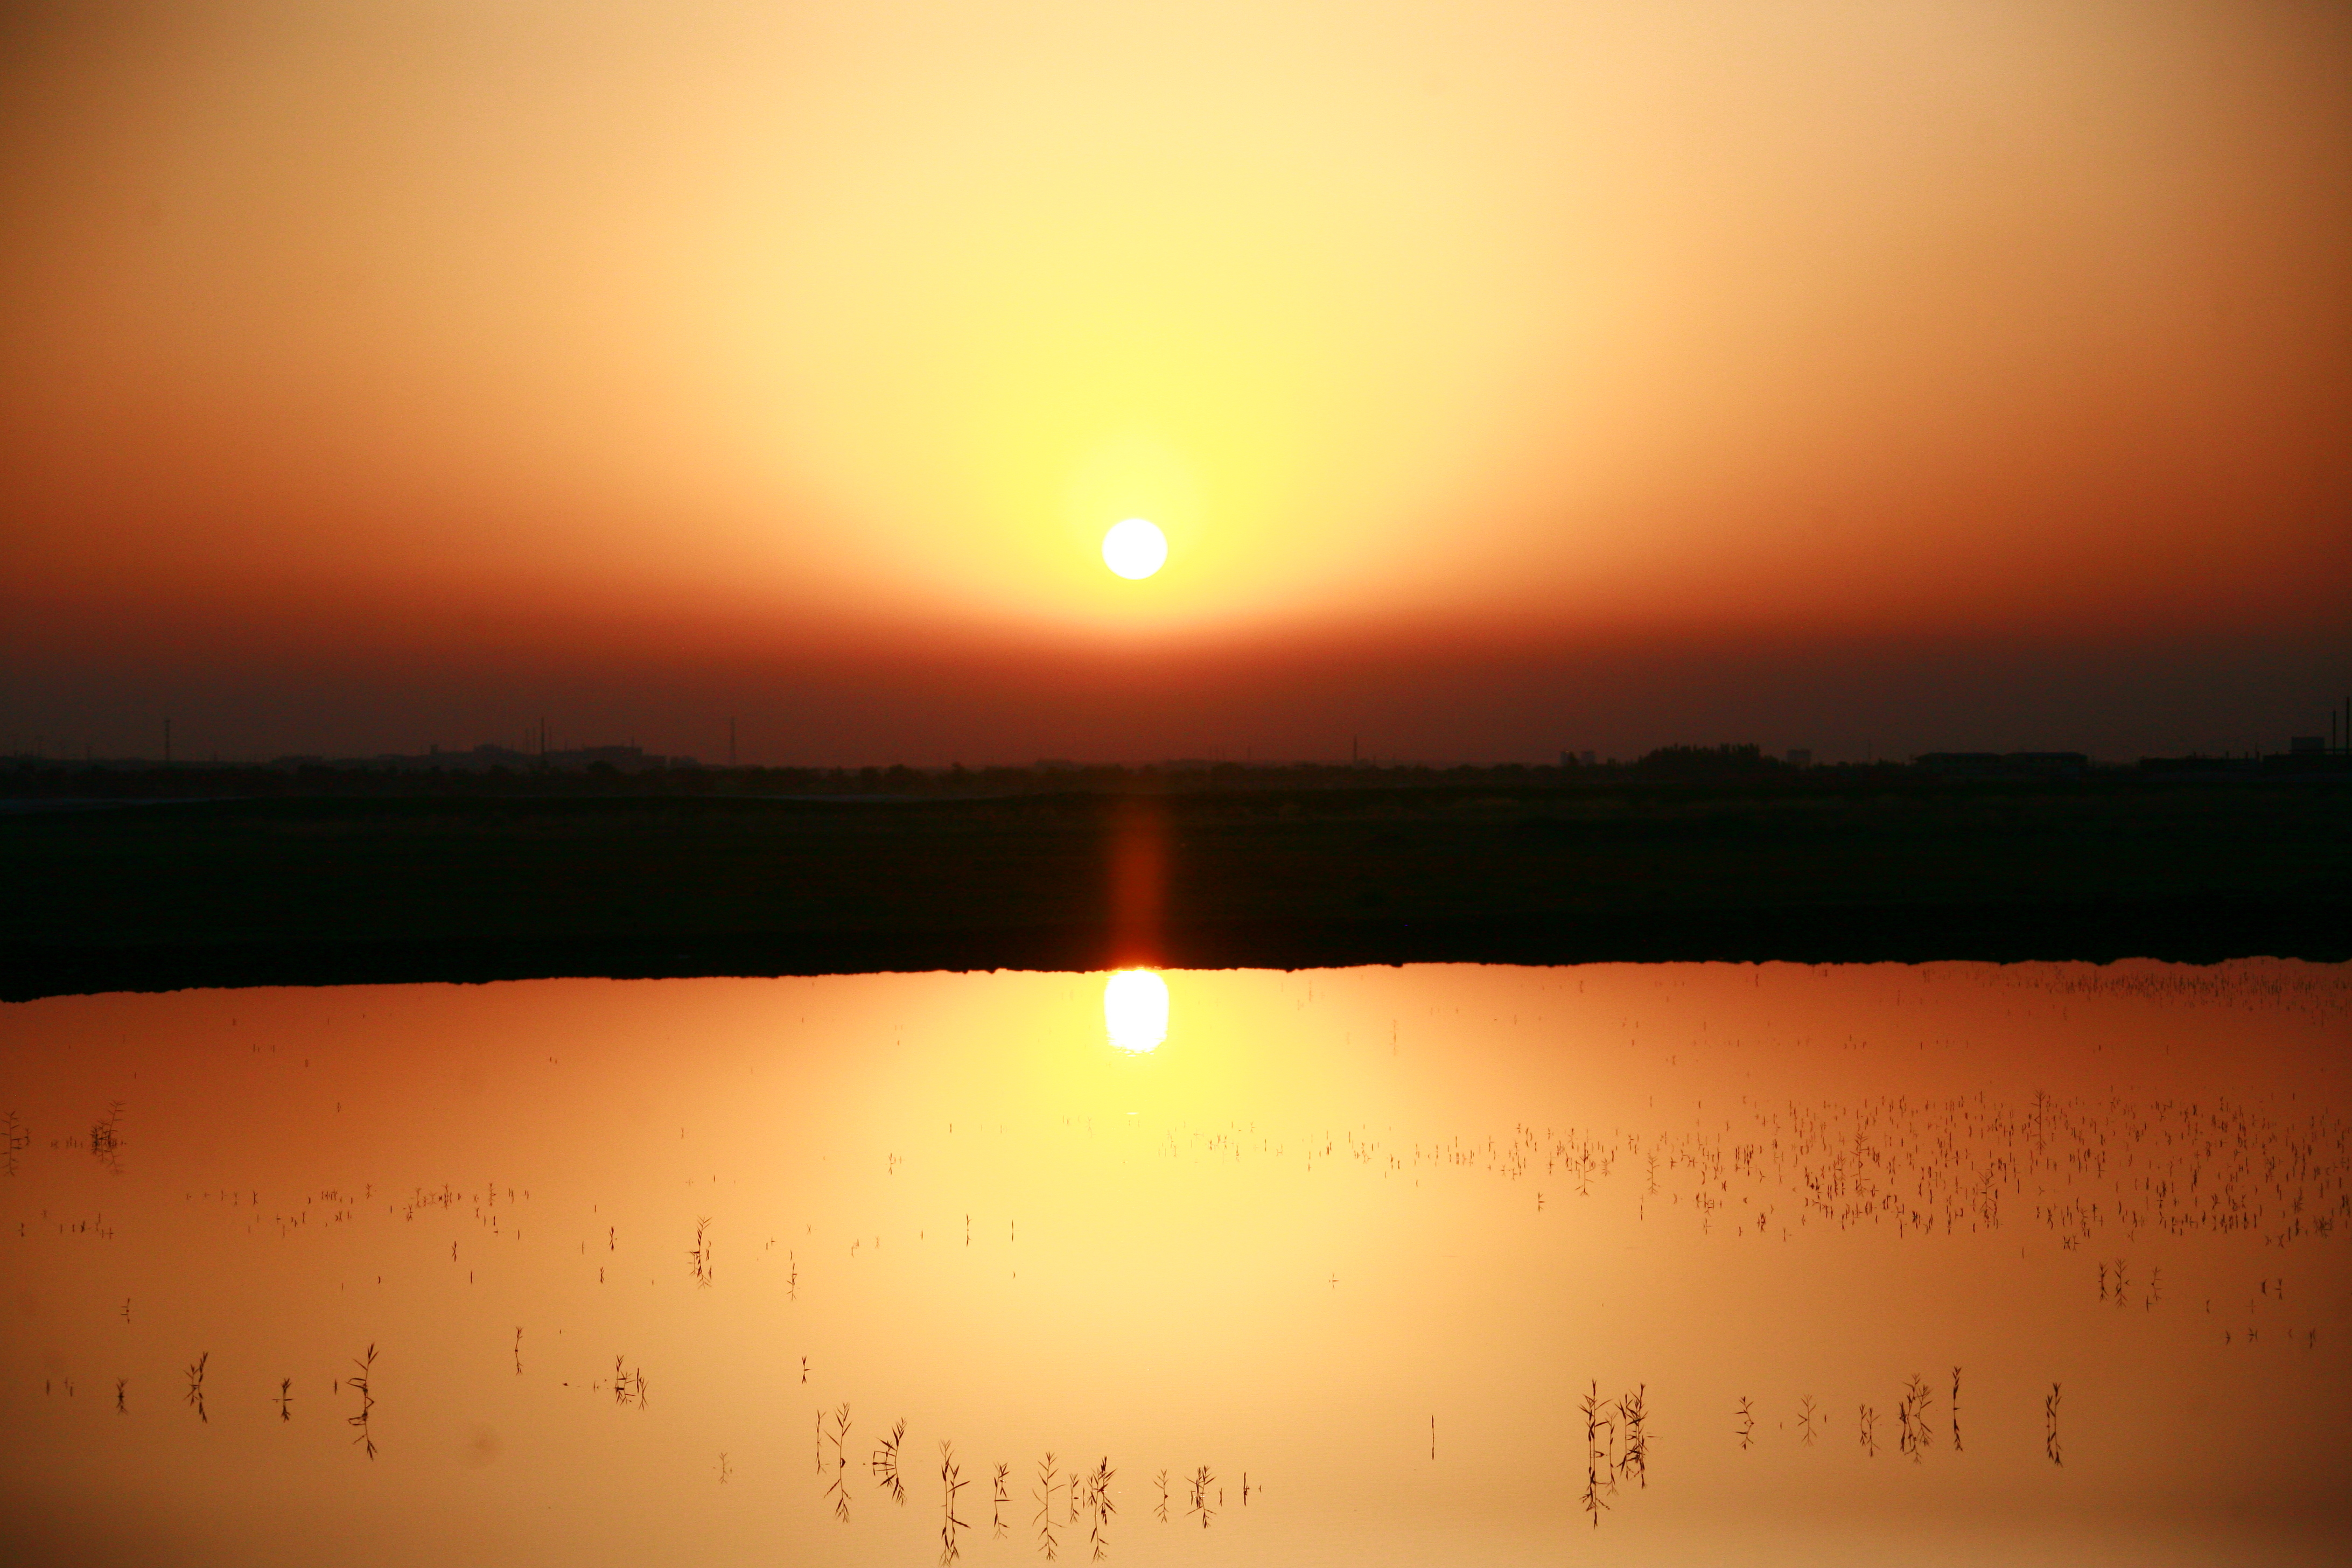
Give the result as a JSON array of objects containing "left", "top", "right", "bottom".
[{"left": 3, "top": 962, "right": 2348, "bottom": 1565}]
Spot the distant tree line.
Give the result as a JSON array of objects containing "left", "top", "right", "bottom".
[
  {"left": 1, "top": 745, "right": 2262, "bottom": 806},
  {"left": 1630, "top": 743, "right": 1777, "bottom": 776}
]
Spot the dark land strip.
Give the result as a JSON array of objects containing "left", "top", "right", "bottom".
[{"left": 3, "top": 775, "right": 2344, "bottom": 1000}]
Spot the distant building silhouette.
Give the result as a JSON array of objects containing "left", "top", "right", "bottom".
[{"left": 2267, "top": 739, "right": 2351, "bottom": 774}]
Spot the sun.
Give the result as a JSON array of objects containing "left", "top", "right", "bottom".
[
  {"left": 1101, "top": 517, "right": 1167, "bottom": 580},
  {"left": 1103, "top": 969, "right": 1168, "bottom": 1052}
]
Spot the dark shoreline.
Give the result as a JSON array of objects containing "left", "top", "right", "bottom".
[
  {"left": 6, "top": 892, "right": 2348, "bottom": 1003},
  {"left": 4, "top": 772, "right": 2344, "bottom": 1002}
]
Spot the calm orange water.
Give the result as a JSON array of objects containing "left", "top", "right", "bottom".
[{"left": 4, "top": 962, "right": 2348, "bottom": 1566}]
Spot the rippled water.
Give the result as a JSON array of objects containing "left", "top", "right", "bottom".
[{"left": 4, "top": 961, "right": 2348, "bottom": 1565}]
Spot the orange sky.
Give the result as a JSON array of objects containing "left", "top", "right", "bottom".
[{"left": 2, "top": 2, "right": 2347, "bottom": 763}]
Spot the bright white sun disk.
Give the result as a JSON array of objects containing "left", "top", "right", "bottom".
[
  {"left": 1103, "top": 969, "right": 1168, "bottom": 1051},
  {"left": 1102, "top": 517, "right": 1167, "bottom": 579}
]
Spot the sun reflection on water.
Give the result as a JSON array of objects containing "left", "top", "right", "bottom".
[{"left": 1102, "top": 968, "right": 1168, "bottom": 1052}]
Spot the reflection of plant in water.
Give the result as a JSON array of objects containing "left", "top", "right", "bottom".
[
  {"left": 277, "top": 1377, "right": 292, "bottom": 1421},
  {"left": 88, "top": 1100, "right": 125, "bottom": 1168},
  {"left": 823, "top": 1404, "right": 853, "bottom": 1521},
  {"left": 688, "top": 1217, "right": 713, "bottom": 1287},
  {"left": 1186, "top": 1466, "right": 1215, "bottom": 1530},
  {"left": 991, "top": 1461, "right": 1011, "bottom": 1539},
  {"left": 115, "top": 1376, "right": 128, "bottom": 1415},
  {"left": 1950, "top": 1368, "right": 1963, "bottom": 1451},
  {"left": 1579, "top": 1382, "right": 1610, "bottom": 1527},
  {"left": 1082, "top": 1457, "right": 1115, "bottom": 1561},
  {"left": 938, "top": 1441, "right": 968, "bottom": 1565},
  {"left": 1578, "top": 1380, "right": 1650, "bottom": 1525},
  {"left": 1619, "top": 1385, "right": 1648, "bottom": 1487},
  {"left": 347, "top": 1345, "right": 377, "bottom": 1460},
  {"left": 1858, "top": 1403, "right": 1877, "bottom": 1458},
  {"left": 1734, "top": 1396, "right": 1756, "bottom": 1449},
  {"left": 1033, "top": 1452, "right": 1060, "bottom": 1560},
  {"left": 873, "top": 1417, "right": 907, "bottom": 1504},
  {"left": 184, "top": 1352, "right": 208, "bottom": 1423},
  {"left": 1796, "top": 1394, "right": 1818, "bottom": 1446},
  {"left": 2045, "top": 1383, "right": 2062, "bottom": 1466},
  {"left": 1, "top": 1109, "right": 27, "bottom": 1175},
  {"left": 1152, "top": 1471, "right": 1169, "bottom": 1524},
  {"left": 1897, "top": 1375, "right": 1934, "bottom": 1462},
  {"left": 610, "top": 1355, "right": 647, "bottom": 1409}
]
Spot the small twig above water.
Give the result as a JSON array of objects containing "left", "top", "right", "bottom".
[
  {"left": 939, "top": 1441, "right": 969, "bottom": 1565},
  {"left": 873, "top": 1417, "right": 907, "bottom": 1504},
  {"left": 347, "top": 1345, "right": 377, "bottom": 1460}
]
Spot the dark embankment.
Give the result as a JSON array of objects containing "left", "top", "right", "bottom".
[{"left": 3, "top": 768, "right": 2346, "bottom": 999}]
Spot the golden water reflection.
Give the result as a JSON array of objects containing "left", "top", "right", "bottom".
[{"left": 2, "top": 961, "right": 2348, "bottom": 1564}]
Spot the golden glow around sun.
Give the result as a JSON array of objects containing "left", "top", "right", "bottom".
[
  {"left": 1101, "top": 518, "right": 1168, "bottom": 580},
  {"left": 1103, "top": 969, "right": 1169, "bottom": 1052}
]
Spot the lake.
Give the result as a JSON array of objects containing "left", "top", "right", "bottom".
[{"left": 4, "top": 961, "right": 2347, "bottom": 1565}]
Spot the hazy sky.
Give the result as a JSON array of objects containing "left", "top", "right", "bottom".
[{"left": 3, "top": 1, "right": 2346, "bottom": 763}]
